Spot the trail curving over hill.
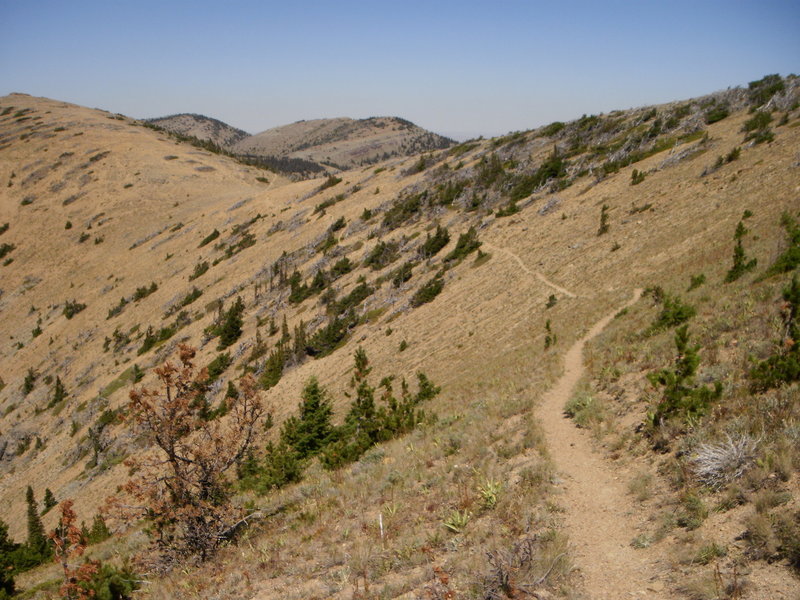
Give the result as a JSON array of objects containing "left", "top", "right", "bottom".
[
  {"left": 482, "top": 242, "right": 577, "bottom": 298},
  {"left": 537, "top": 289, "right": 672, "bottom": 599}
]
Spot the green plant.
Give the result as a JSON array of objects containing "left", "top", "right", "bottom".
[
  {"left": 695, "top": 542, "right": 727, "bottom": 565},
  {"left": 597, "top": 204, "right": 610, "bottom": 236},
  {"left": 206, "top": 352, "right": 232, "bottom": 381},
  {"left": 419, "top": 225, "right": 450, "bottom": 258},
  {"left": 216, "top": 297, "right": 245, "bottom": 349},
  {"left": 49, "top": 376, "right": 68, "bottom": 408},
  {"left": 630, "top": 169, "right": 646, "bottom": 185},
  {"left": 725, "top": 220, "right": 757, "bottom": 282},
  {"left": 564, "top": 392, "right": 603, "bottom": 429},
  {"left": 392, "top": 261, "right": 415, "bottom": 287},
  {"left": 677, "top": 491, "right": 708, "bottom": 530},
  {"left": 443, "top": 509, "right": 471, "bottom": 533},
  {"left": 133, "top": 281, "right": 158, "bottom": 301},
  {"left": 364, "top": 240, "right": 400, "bottom": 270},
  {"left": 646, "top": 292, "right": 695, "bottom": 334},
  {"left": 189, "top": 260, "right": 210, "bottom": 281},
  {"left": 750, "top": 276, "right": 800, "bottom": 391},
  {"left": 478, "top": 480, "right": 502, "bottom": 509},
  {"left": 0, "top": 243, "right": 15, "bottom": 260},
  {"left": 318, "top": 175, "right": 342, "bottom": 191},
  {"left": 762, "top": 212, "right": 800, "bottom": 277},
  {"left": 704, "top": 105, "right": 729, "bottom": 124},
  {"left": 646, "top": 325, "right": 722, "bottom": 427},
  {"left": 544, "top": 319, "right": 556, "bottom": 349},
  {"left": 411, "top": 274, "right": 444, "bottom": 307},
  {"left": 748, "top": 74, "right": 784, "bottom": 107},
  {"left": 496, "top": 201, "right": 521, "bottom": 217},
  {"left": 22, "top": 368, "right": 36, "bottom": 395},
  {"left": 280, "top": 377, "right": 336, "bottom": 459},
  {"left": 444, "top": 227, "right": 481, "bottom": 262},
  {"left": 687, "top": 273, "right": 706, "bottom": 291}
]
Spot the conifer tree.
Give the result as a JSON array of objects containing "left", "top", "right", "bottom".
[
  {"left": 87, "top": 514, "right": 111, "bottom": 544},
  {"left": 25, "top": 486, "right": 50, "bottom": 560},
  {"left": 217, "top": 296, "right": 245, "bottom": 349},
  {"left": 725, "top": 219, "right": 757, "bottom": 282},
  {"left": 49, "top": 376, "right": 67, "bottom": 408},
  {"left": 22, "top": 367, "right": 36, "bottom": 396},
  {"left": 41, "top": 488, "right": 57, "bottom": 514},
  {"left": 281, "top": 315, "right": 291, "bottom": 345},
  {"left": 647, "top": 325, "right": 722, "bottom": 426},
  {"left": 0, "top": 518, "right": 17, "bottom": 599},
  {"left": 281, "top": 377, "right": 335, "bottom": 459}
]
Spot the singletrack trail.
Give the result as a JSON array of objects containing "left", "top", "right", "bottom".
[
  {"left": 482, "top": 242, "right": 577, "bottom": 298},
  {"left": 537, "top": 289, "right": 671, "bottom": 599}
]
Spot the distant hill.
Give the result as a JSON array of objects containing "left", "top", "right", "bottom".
[
  {"left": 231, "top": 116, "right": 455, "bottom": 169},
  {"left": 146, "top": 113, "right": 249, "bottom": 148},
  {"left": 147, "top": 113, "right": 454, "bottom": 172}
]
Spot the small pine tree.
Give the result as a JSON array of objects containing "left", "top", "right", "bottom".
[
  {"left": 292, "top": 320, "right": 307, "bottom": 363},
  {"left": 281, "top": 377, "right": 335, "bottom": 459},
  {"left": 25, "top": 486, "right": 50, "bottom": 561},
  {"left": 750, "top": 275, "right": 800, "bottom": 390},
  {"left": 0, "top": 519, "right": 18, "bottom": 599},
  {"left": 260, "top": 345, "right": 285, "bottom": 390},
  {"left": 725, "top": 220, "right": 757, "bottom": 282},
  {"left": 268, "top": 315, "right": 278, "bottom": 336},
  {"left": 544, "top": 319, "right": 557, "bottom": 349},
  {"left": 87, "top": 514, "right": 111, "bottom": 545},
  {"left": 22, "top": 367, "right": 36, "bottom": 395},
  {"left": 281, "top": 315, "right": 291, "bottom": 345},
  {"left": 647, "top": 325, "right": 722, "bottom": 426},
  {"left": 217, "top": 296, "right": 245, "bottom": 349},
  {"left": 597, "top": 204, "right": 610, "bottom": 236},
  {"left": 41, "top": 488, "right": 57, "bottom": 514},
  {"left": 48, "top": 376, "right": 67, "bottom": 408}
]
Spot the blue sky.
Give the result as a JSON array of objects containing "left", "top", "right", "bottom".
[{"left": 1, "top": 1, "right": 798, "bottom": 139}]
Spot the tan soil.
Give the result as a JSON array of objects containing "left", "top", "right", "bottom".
[{"left": 537, "top": 289, "right": 675, "bottom": 599}]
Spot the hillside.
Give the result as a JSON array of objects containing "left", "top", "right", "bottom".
[
  {"left": 230, "top": 116, "right": 455, "bottom": 169},
  {"left": 146, "top": 113, "right": 250, "bottom": 148},
  {"left": 0, "top": 75, "right": 799, "bottom": 599}
]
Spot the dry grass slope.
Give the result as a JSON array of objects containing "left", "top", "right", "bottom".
[{"left": 0, "top": 75, "right": 798, "bottom": 598}]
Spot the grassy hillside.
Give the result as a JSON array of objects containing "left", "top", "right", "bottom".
[{"left": 0, "top": 74, "right": 798, "bottom": 599}]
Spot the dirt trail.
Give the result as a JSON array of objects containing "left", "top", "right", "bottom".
[
  {"left": 482, "top": 242, "right": 577, "bottom": 298},
  {"left": 538, "top": 288, "right": 671, "bottom": 599}
]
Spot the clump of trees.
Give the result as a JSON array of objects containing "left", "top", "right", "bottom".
[{"left": 240, "top": 347, "right": 439, "bottom": 492}]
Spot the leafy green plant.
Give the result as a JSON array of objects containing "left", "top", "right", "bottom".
[
  {"left": 630, "top": 169, "right": 646, "bottom": 185},
  {"left": 443, "top": 509, "right": 471, "bottom": 533}
]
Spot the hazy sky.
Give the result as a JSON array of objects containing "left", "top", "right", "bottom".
[{"left": 1, "top": 1, "right": 798, "bottom": 140}]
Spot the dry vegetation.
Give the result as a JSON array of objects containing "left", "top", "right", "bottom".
[{"left": 0, "top": 73, "right": 799, "bottom": 598}]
